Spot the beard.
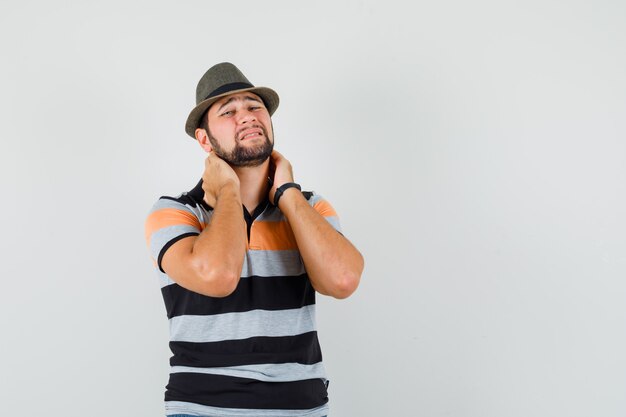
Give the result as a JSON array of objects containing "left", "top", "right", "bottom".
[{"left": 207, "top": 124, "right": 274, "bottom": 167}]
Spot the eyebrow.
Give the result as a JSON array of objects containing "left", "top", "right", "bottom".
[{"left": 216, "top": 95, "right": 262, "bottom": 113}]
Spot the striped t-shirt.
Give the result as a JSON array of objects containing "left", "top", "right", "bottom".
[{"left": 144, "top": 179, "right": 341, "bottom": 417}]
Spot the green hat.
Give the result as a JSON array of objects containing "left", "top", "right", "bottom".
[{"left": 185, "top": 62, "right": 280, "bottom": 138}]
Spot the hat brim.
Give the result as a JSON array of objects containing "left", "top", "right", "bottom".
[{"left": 185, "top": 86, "right": 279, "bottom": 138}]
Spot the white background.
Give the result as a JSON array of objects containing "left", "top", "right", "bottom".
[{"left": 1, "top": 1, "right": 625, "bottom": 416}]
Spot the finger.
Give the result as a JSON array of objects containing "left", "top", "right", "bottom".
[
  {"left": 210, "top": 151, "right": 225, "bottom": 162},
  {"left": 271, "top": 150, "right": 284, "bottom": 162},
  {"left": 206, "top": 152, "right": 221, "bottom": 164}
]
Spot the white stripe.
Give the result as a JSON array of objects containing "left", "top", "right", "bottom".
[
  {"left": 171, "top": 361, "right": 326, "bottom": 382},
  {"left": 165, "top": 401, "right": 328, "bottom": 417},
  {"left": 169, "top": 305, "right": 317, "bottom": 343}
]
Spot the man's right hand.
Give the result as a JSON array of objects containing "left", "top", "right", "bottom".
[
  {"left": 202, "top": 152, "right": 241, "bottom": 207},
  {"left": 161, "top": 151, "right": 246, "bottom": 298}
]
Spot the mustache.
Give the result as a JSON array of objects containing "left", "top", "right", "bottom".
[{"left": 236, "top": 124, "right": 268, "bottom": 139}]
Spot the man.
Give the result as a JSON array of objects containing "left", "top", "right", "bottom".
[{"left": 145, "top": 62, "right": 364, "bottom": 417}]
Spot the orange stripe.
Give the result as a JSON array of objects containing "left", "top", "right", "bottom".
[
  {"left": 249, "top": 220, "right": 298, "bottom": 251},
  {"left": 144, "top": 208, "right": 204, "bottom": 245},
  {"left": 313, "top": 199, "right": 338, "bottom": 217}
]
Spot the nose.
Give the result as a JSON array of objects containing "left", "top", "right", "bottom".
[{"left": 238, "top": 108, "right": 256, "bottom": 124}]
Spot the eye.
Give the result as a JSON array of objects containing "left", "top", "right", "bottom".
[{"left": 220, "top": 110, "right": 234, "bottom": 116}]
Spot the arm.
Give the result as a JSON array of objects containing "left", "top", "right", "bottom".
[
  {"left": 269, "top": 151, "right": 364, "bottom": 299},
  {"left": 160, "top": 154, "right": 247, "bottom": 297}
]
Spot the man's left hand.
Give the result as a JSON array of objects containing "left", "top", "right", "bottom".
[{"left": 268, "top": 150, "right": 295, "bottom": 203}]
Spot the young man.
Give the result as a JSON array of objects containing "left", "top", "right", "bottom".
[{"left": 145, "top": 62, "right": 364, "bottom": 417}]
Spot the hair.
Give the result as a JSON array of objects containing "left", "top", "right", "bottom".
[{"left": 200, "top": 109, "right": 209, "bottom": 132}]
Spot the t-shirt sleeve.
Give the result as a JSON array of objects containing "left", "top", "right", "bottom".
[
  {"left": 144, "top": 197, "right": 204, "bottom": 273},
  {"left": 307, "top": 192, "right": 343, "bottom": 234}
]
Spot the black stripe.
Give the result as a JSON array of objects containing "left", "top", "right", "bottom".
[
  {"left": 160, "top": 194, "right": 206, "bottom": 209},
  {"left": 170, "top": 332, "right": 322, "bottom": 368},
  {"left": 204, "top": 82, "right": 254, "bottom": 101},
  {"left": 160, "top": 180, "right": 213, "bottom": 211},
  {"left": 162, "top": 274, "right": 315, "bottom": 319},
  {"left": 162, "top": 181, "right": 311, "bottom": 211},
  {"left": 157, "top": 232, "right": 199, "bottom": 273},
  {"left": 165, "top": 372, "right": 328, "bottom": 410},
  {"left": 243, "top": 198, "right": 270, "bottom": 242},
  {"left": 186, "top": 179, "right": 212, "bottom": 210}
]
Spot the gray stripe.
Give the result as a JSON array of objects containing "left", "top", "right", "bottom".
[
  {"left": 149, "top": 225, "right": 200, "bottom": 260},
  {"left": 307, "top": 192, "right": 323, "bottom": 206},
  {"left": 171, "top": 361, "right": 327, "bottom": 382},
  {"left": 165, "top": 401, "right": 328, "bottom": 417},
  {"left": 241, "top": 250, "right": 305, "bottom": 278},
  {"left": 256, "top": 206, "right": 285, "bottom": 222},
  {"left": 156, "top": 270, "right": 175, "bottom": 288},
  {"left": 157, "top": 249, "right": 305, "bottom": 289},
  {"left": 155, "top": 250, "right": 324, "bottom": 283},
  {"left": 306, "top": 194, "right": 342, "bottom": 232},
  {"left": 169, "top": 305, "right": 317, "bottom": 343},
  {"left": 324, "top": 215, "right": 342, "bottom": 233}
]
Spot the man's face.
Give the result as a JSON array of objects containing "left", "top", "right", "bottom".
[{"left": 202, "top": 92, "right": 274, "bottom": 167}]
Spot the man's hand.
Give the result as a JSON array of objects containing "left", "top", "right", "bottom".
[
  {"left": 269, "top": 149, "right": 363, "bottom": 299},
  {"left": 268, "top": 150, "right": 295, "bottom": 203},
  {"left": 202, "top": 152, "right": 241, "bottom": 207},
  {"left": 160, "top": 151, "right": 246, "bottom": 298}
]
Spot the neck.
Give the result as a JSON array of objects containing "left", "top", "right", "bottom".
[{"left": 232, "top": 159, "right": 270, "bottom": 213}]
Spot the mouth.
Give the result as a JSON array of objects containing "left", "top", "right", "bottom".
[{"left": 238, "top": 127, "right": 264, "bottom": 141}]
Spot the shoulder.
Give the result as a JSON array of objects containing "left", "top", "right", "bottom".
[
  {"left": 301, "top": 190, "right": 342, "bottom": 233},
  {"left": 303, "top": 191, "right": 338, "bottom": 215},
  {"left": 145, "top": 181, "right": 210, "bottom": 245},
  {"left": 144, "top": 181, "right": 209, "bottom": 272},
  {"left": 156, "top": 179, "right": 211, "bottom": 210},
  {"left": 147, "top": 179, "right": 210, "bottom": 218}
]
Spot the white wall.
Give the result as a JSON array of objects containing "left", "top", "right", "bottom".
[{"left": 1, "top": 1, "right": 625, "bottom": 416}]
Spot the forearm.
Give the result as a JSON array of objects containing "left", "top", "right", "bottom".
[
  {"left": 191, "top": 185, "right": 247, "bottom": 295},
  {"left": 278, "top": 189, "right": 363, "bottom": 299}
]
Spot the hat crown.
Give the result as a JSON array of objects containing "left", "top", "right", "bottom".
[
  {"left": 185, "top": 62, "right": 279, "bottom": 138},
  {"left": 195, "top": 62, "right": 253, "bottom": 105}
]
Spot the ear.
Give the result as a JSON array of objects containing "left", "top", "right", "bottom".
[{"left": 195, "top": 128, "right": 213, "bottom": 153}]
